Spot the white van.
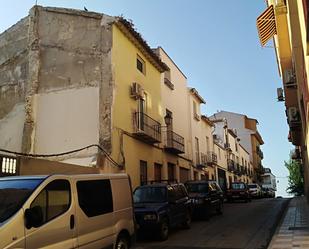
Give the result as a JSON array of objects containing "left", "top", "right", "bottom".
[{"left": 0, "top": 174, "right": 135, "bottom": 249}]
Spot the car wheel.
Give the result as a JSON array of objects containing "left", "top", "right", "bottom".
[
  {"left": 216, "top": 201, "right": 223, "bottom": 215},
  {"left": 115, "top": 234, "right": 129, "bottom": 249},
  {"left": 158, "top": 218, "right": 169, "bottom": 241},
  {"left": 182, "top": 210, "right": 192, "bottom": 229}
]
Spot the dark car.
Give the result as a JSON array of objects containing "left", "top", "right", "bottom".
[
  {"left": 226, "top": 182, "right": 251, "bottom": 202},
  {"left": 133, "top": 182, "right": 191, "bottom": 241},
  {"left": 185, "top": 180, "right": 224, "bottom": 219}
]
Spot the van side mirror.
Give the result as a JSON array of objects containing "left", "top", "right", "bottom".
[{"left": 25, "top": 206, "right": 43, "bottom": 229}]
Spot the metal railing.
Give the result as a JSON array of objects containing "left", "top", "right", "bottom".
[
  {"left": 195, "top": 151, "right": 201, "bottom": 166},
  {"left": 207, "top": 151, "right": 218, "bottom": 165},
  {"left": 164, "top": 78, "right": 175, "bottom": 90},
  {"left": 196, "top": 152, "right": 207, "bottom": 169},
  {"left": 133, "top": 112, "right": 161, "bottom": 143},
  {"left": 227, "top": 159, "right": 235, "bottom": 172},
  {"left": 165, "top": 130, "right": 185, "bottom": 154}
]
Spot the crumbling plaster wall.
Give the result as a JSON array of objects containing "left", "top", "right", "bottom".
[
  {"left": 0, "top": 17, "right": 29, "bottom": 152},
  {"left": 32, "top": 7, "right": 114, "bottom": 165},
  {"left": 0, "top": 6, "right": 115, "bottom": 166}
]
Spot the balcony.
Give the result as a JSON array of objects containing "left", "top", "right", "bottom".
[
  {"left": 207, "top": 151, "right": 218, "bottom": 166},
  {"left": 227, "top": 159, "right": 235, "bottom": 172},
  {"left": 234, "top": 163, "right": 241, "bottom": 175},
  {"left": 164, "top": 130, "right": 185, "bottom": 154},
  {"left": 133, "top": 112, "right": 161, "bottom": 144},
  {"left": 256, "top": 146, "right": 264, "bottom": 159},
  {"left": 164, "top": 77, "right": 175, "bottom": 90},
  {"left": 196, "top": 152, "right": 207, "bottom": 170},
  {"left": 291, "top": 148, "right": 301, "bottom": 160}
]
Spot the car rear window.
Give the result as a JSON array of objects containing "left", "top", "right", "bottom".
[
  {"left": 186, "top": 183, "right": 209, "bottom": 193},
  {"left": 134, "top": 186, "right": 167, "bottom": 203},
  {"left": 231, "top": 183, "right": 245, "bottom": 190}
]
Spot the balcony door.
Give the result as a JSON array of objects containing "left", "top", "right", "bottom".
[
  {"left": 167, "top": 163, "right": 175, "bottom": 181},
  {"left": 154, "top": 163, "right": 162, "bottom": 182}
]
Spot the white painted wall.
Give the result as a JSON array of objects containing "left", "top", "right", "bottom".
[
  {"left": 0, "top": 103, "right": 25, "bottom": 152},
  {"left": 34, "top": 87, "right": 100, "bottom": 165},
  {"left": 211, "top": 111, "right": 254, "bottom": 162}
]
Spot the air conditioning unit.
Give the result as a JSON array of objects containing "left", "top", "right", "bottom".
[
  {"left": 288, "top": 107, "right": 300, "bottom": 123},
  {"left": 277, "top": 88, "right": 284, "bottom": 102},
  {"left": 130, "top": 82, "right": 143, "bottom": 99},
  {"left": 283, "top": 69, "right": 297, "bottom": 88}
]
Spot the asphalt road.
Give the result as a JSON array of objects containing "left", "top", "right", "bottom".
[{"left": 133, "top": 198, "right": 289, "bottom": 249}]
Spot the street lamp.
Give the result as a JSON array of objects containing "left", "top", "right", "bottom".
[{"left": 164, "top": 113, "right": 172, "bottom": 126}]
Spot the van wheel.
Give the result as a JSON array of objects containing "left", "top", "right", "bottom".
[
  {"left": 158, "top": 218, "right": 169, "bottom": 241},
  {"left": 115, "top": 235, "right": 129, "bottom": 249}
]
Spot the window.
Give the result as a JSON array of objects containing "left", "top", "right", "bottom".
[
  {"left": 140, "top": 160, "right": 148, "bottom": 185},
  {"left": 77, "top": 179, "right": 113, "bottom": 217},
  {"left": 193, "top": 101, "right": 200, "bottom": 120},
  {"left": 206, "top": 136, "right": 209, "bottom": 152},
  {"left": 235, "top": 142, "right": 238, "bottom": 152},
  {"left": 195, "top": 137, "right": 200, "bottom": 164},
  {"left": 165, "top": 109, "right": 173, "bottom": 130},
  {"left": 168, "top": 163, "right": 175, "bottom": 181},
  {"left": 136, "top": 55, "right": 146, "bottom": 74},
  {"left": 218, "top": 148, "right": 221, "bottom": 160},
  {"left": 193, "top": 101, "right": 197, "bottom": 115},
  {"left": 30, "top": 180, "right": 71, "bottom": 226},
  {"left": 164, "top": 70, "right": 174, "bottom": 90},
  {"left": 154, "top": 163, "right": 162, "bottom": 181}
]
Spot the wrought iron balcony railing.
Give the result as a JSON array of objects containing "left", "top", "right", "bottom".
[
  {"left": 165, "top": 130, "right": 185, "bottom": 154},
  {"left": 196, "top": 152, "right": 207, "bottom": 169},
  {"left": 207, "top": 151, "right": 218, "bottom": 166},
  {"left": 227, "top": 159, "right": 235, "bottom": 172},
  {"left": 133, "top": 112, "right": 161, "bottom": 144}
]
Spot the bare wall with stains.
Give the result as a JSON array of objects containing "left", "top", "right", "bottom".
[
  {"left": 0, "top": 17, "right": 29, "bottom": 152},
  {"left": 0, "top": 6, "right": 114, "bottom": 166}
]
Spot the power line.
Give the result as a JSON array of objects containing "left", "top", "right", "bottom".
[{"left": 0, "top": 144, "right": 121, "bottom": 168}]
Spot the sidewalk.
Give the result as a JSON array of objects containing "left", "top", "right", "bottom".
[{"left": 268, "top": 197, "right": 309, "bottom": 249}]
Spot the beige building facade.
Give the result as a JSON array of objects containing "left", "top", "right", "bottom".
[{"left": 257, "top": 0, "right": 309, "bottom": 198}]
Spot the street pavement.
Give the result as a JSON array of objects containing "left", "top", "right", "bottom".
[{"left": 134, "top": 198, "right": 289, "bottom": 249}]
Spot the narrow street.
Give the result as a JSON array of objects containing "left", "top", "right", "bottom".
[{"left": 134, "top": 198, "right": 289, "bottom": 249}]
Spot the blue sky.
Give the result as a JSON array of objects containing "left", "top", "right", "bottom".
[{"left": 1, "top": 0, "right": 292, "bottom": 196}]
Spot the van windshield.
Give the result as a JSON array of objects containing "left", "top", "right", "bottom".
[{"left": 0, "top": 179, "right": 44, "bottom": 223}]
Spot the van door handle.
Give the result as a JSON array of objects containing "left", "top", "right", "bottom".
[{"left": 70, "top": 215, "right": 75, "bottom": 229}]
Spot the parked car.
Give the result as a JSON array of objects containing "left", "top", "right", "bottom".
[
  {"left": 0, "top": 174, "right": 135, "bottom": 249},
  {"left": 133, "top": 182, "right": 191, "bottom": 241},
  {"left": 185, "top": 180, "right": 224, "bottom": 219},
  {"left": 262, "top": 187, "right": 276, "bottom": 198},
  {"left": 226, "top": 182, "right": 251, "bottom": 202},
  {"left": 248, "top": 183, "right": 262, "bottom": 198}
]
